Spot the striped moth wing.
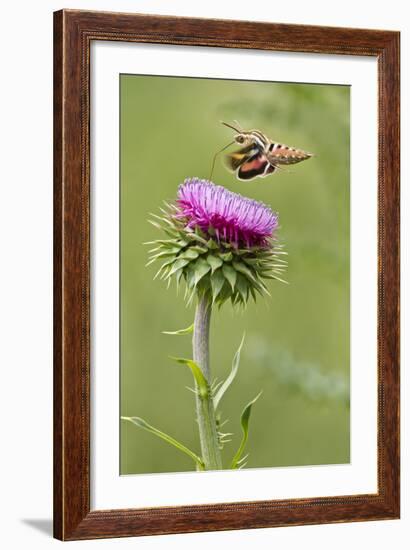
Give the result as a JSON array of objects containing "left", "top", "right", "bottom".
[
  {"left": 237, "top": 153, "right": 277, "bottom": 180},
  {"left": 225, "top": 146, "right": 277, "bottom": 181},
  {"left": 224, "top": 144, "right": 256, "bottom": 171}
]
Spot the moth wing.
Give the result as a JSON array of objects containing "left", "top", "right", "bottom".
[
  {"left": 224, "top": 144, "right": 257, "bottom": 172},
  {"left": 263, "top": 164, "right": 277, "bottom": 176},
  {"left": 236, "top": 153, "right": 270, "bottom": 181},
  {"left": 225, "top": 152, "right": 250, "bottom": 172}
]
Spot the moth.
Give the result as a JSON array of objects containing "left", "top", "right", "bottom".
[{"left": 211, "top": 121, "right": 313, "bottom": 181}]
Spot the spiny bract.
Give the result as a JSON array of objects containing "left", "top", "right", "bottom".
[{"left": 146, "top": 178, "right": 287, "bottom": 306}]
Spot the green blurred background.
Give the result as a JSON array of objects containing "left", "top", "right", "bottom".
[{"left": 120, "top": 74, "right": 350, "bottom": 475}]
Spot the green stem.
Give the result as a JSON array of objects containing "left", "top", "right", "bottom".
[{"left": 193, "top": 294, "right": 222, "bottom": 470}]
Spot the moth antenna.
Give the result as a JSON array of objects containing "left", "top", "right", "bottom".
[
  {"left": 233, "top": 119, "right": 243, "bottom": 132},
  {"left": 209, "top": 140, "right": 235, "bottom": 181},
  {"left": 220, "top": 121, "right": 242, "bottom": 133}
]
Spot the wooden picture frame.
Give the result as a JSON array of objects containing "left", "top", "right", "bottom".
[{"left": 53, "top": 9, "right": 400, "bottom": 540}]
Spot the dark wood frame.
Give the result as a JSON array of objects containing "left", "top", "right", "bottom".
[{"left": 54, "top": 9, "right": 400, "bottom": 541}]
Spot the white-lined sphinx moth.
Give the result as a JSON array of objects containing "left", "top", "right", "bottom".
[{"left": 212, "top": 121, "right": 313, "bottom": 181}]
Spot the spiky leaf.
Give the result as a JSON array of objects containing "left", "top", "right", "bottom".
[
  {"left": 178, "top": 249, "right": 200, "bottom": 261},
  {"left": 232, "top": 261, "right": 258, "bottom": 284},
  {"left": 222, "top": 264, "right": 237, "bottom": 291},
  {"left": 211, "top": 269, "right": 225, "bottom": 302},
  {"left": 193, "top": 257, "right": 211, "bottom": 286},
  {"left": 230, "top": 392, "right": 262, "bottom": 469},
  {"left": 207, "top": 255, "right": 223, "bottom": 273},
  {"left": 165, "top": 258, "right": 191, "bottom": 278},
  {"left": 171, "top": 357, "right": 209, "bottom": 399},
  {"left": 207, "top": 238, "right": 219, "bottom": 250},
  {"left": 214, "top": 334, "right": 245, "bottom": 409},
  {"left": 235, "top": 273, "right": 248, "bottom": 303},
  {"left": 162, "top": 323, "right": 194, "bottom": 336},
  {"left": 220, "top": 252, "right": 233, "bottom": 262},
  {"left": 122, "top": 416, "right": 204, "bottom": 470}
]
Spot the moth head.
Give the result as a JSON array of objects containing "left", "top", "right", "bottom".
[
  {"left": 234, "top": 133, "right": 247, "bottom": 145},
  {"left": 221, "top": 120, "right": 246, "bottom": 141}
]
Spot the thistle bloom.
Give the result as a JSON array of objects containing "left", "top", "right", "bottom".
[
  {"left": 177, "top": 179, "right": 278, "bottom": 248},
  {"left": 147, "top": 178, "right": 287, "bottom": 306}
]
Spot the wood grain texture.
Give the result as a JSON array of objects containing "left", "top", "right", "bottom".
[{"left": 53, "top": 9, "right": 400, "bottom": 541}]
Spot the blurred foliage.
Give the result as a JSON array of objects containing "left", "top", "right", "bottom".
[
  {"left": 246, "top": 335, "right": 350, "bottom": 406},
  {"left": 120, "top": 75, "right": 350, "bottom": 474}
]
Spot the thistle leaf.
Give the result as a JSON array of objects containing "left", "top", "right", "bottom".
[
  {"left": 162, "top": 323, "right": 194, "bottom": 336},
  {"left": 144, "top": 238, "right": 176, "bottom": 246},
  {"left": 193, "top": 257, "right": 211, "bottom": 286},
  {"left": 274, "top": 273, "right": 289, "bottom": 282},
  {"left": 214, "top": 334, "right": 245, "bottom": 410},
  {"left": 232, "top": 261, "right": 258, "bottom": 283},
  {"left": 176, "top": 239, "right": 190, "bottom": 247},
  {"left": 186, "top": 231, "right": 208, "bottom": 246},
  {"left": 235, "top": 273, "right": 249, "bottom": 303},
  {"left": 171, "top": 357, "right": 209, "bottom": 399},
  {"left": 253, "top": 277, "right": 271, "bottom": 296},
  {"left": 148, "top": 220, "right": 178, "bottom": 239},
  {"left": 217, "top": 282, "right": 232, "bottom": 306},
  {"left": 207, "top": 238, "right": 219, "bottom": 250},
  {"left": 242, "top": 257, "right": 260, "bottom": 266},
  {"left": 230, "top": 391, "right": 262, "bottom": 469},
  {"left": 165, "top": 258, "right": 191, "bottom": 278},
  {"left": 189, "top": 245, "right": 208, "bottom": 254},
  {"left": 222, "top": 264, "right": 237, "bottom": 291},
  {"left": 145, "top": 251, "right": 179, "bottom": 267},
  {"left": 175, "top": 268, "right": 184, "bottom": 287},
  {"left": 122, "top": 416, "right": 204, "bottom": 470},
  {"left": 220, "top": 252, "right": 233, "bottom": 262},
  {"left": 150, "top": 213, "right": 177, "bottom": 229},
  {"left": 184, "top": 265, "right": 196, "bottom": 289},
  {"left": 152, "top": 257, "right": 175, "bottom": 276},
  {"left": 207, "top": 255, "right": 223, "bottom": 274},
  {"left": 211, "top": 269, "right": 225, "bottom": 302},
  {"left": 178, "top": 249, "right": 200, "bottom": 261},
  {"left": 249, "top": 286, "right": 257, "bottom": 303}
]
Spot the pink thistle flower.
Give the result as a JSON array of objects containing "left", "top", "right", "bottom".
[{"left": 176, "top": 178, "right": 279, "bottom": 248}]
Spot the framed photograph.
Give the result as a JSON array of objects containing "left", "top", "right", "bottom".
[{"left": 54, "top": 9, "right": 400, "bottom": 540}]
